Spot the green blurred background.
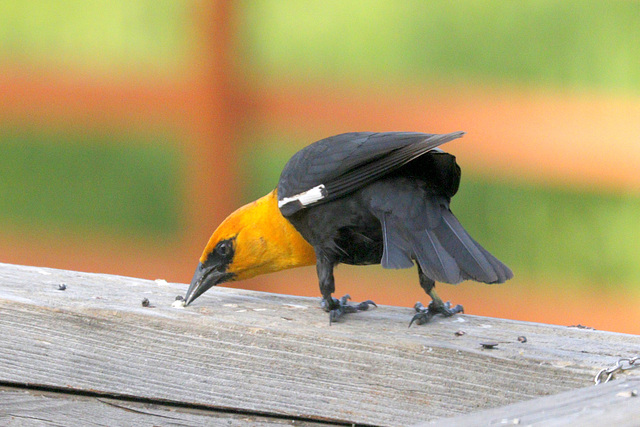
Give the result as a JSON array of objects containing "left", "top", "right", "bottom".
[{"left": 1, "top": 0, "right": 639, "bottom": 333}]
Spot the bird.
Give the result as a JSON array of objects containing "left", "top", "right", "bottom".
[{"left": 184, "top": 131, "right": 513, "bottom": 325}]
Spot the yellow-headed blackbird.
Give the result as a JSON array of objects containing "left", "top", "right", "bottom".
[{"left": 185, "top": 132, "right": 512, "bottom": 324}]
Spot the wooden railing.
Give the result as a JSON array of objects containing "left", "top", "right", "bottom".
[{"left": 1, "top": 263, "right": 639, "bottom": 425}]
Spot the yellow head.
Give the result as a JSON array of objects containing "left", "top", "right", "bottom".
[{"left": 184, "top": 189, "right": 316, "bottom": 305}]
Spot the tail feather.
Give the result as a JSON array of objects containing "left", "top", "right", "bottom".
[
  {"left": 434, "top": 208, "right": 499, "bottom": 284},
  {"left": 376, "top": 200, "right": 512, "bottom": 285},
  {"left": 370, "top": 180, "right": 512, "bottom": 285},
  {"left": 410, "top": 228, "right": 463, "bottom": 284},
  {"left": 380, "top": 213, "right": 414, "bottom": 269},
  {"left": 467, "top": 235, "right": 514, "bottom": 283}
]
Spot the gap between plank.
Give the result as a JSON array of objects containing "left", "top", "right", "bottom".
[{"left": 0, "top": 380, "right": 375, "bottom": 427}]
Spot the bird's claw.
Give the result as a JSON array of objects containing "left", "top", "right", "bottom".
[
  {"left": 322, "top": 294, "right": 377, "bottom": 324},
  {"left": 409, "top": 300, "right": 464, "bottom": 327}
]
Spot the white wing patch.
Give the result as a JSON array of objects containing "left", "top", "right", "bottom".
[{"left": 278, "top": 184, "right": 326, "bottom": 209}]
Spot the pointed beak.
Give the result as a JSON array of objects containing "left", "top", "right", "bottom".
[{"left": 184, "top": 262, "right": 231, "bottom": 306}]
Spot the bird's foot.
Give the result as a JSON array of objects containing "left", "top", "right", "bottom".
[
  {"left": 321, "top": 294, "right": 377, "bottom": 324},
  {"left": 409, "top": 300, "right": 464, "bottom": 327}
]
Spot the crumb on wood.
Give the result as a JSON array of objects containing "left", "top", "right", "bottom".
[
  {"left": 480, "top": 342, "right": 499, "bottom": 349},
  {"left": 568, "top": 324, "right": 595, "bottom": 330},
  {"left": 172, "top": 299, "right": 186, "bottom": 309}
]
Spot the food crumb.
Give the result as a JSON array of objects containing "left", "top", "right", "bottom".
[
  {"left": 172, "top": 299, "right": 186, "bottom": 309},
  {"left": 480, "top": 342, "right": 499, "bottom": 349},
  {"left": 568, "top": 324, "right": 595, "bottom": 330}
]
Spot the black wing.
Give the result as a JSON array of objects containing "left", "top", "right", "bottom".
[{"left": 277, "top": 131, "right": 465, "bottom": 216}]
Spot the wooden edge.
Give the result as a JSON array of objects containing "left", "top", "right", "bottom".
[{"left": 420, "top": 376, "right": 640, "bottom": 427}]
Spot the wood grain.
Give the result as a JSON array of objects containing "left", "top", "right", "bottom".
[{"left": 0, "top": 263, "right": 639, "bottom": 426}]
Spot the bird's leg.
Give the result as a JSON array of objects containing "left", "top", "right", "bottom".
[
  {"left": 410, "top": 266, "right": 463, "bottom": 326},
  {"left": 316, "top": 252, "right": 376, "bottom": 324}
]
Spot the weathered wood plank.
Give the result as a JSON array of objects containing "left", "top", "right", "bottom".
[
  {"left": 0, "top": 386, "right": 331, "bottom": 426},
  {"left": 422, "top": 377, "right": 640, "bottom": 427},
  {"left": 0, "top": 263, "right": 639, "bottom": 426}
]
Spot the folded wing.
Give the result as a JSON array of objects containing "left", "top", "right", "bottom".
[{"left": 278, "top": 131, "right": 465, "bottom": 216}]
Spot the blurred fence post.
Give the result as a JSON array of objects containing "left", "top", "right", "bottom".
[
  {"left": 0, "top": 1, "right": 249, "bottom": 284},
  {"left": 182, "top": 0, "right": 246, "bottom": 258}
]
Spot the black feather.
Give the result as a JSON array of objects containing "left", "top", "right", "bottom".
[
  {"left": 380, "top": 212, "right": 414, "bottom": 269},
  {"left": 365, "top": 177, "right": 510, "bottom": 285},
  {"left": 434, "top": 208, "right": 498, "bottom": 283},
  {"left": 410, "top": 228, "right": 463, "bottom": 284},
  {"left": 279, "top": 131, "right": 512, "bottom": 308},
  {"left": 278, "top": 131, "right": 465, "bottom": 215}
]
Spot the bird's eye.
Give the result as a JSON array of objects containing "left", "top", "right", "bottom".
[{"left": 216, "top": 241, "right": 231, "bottom": 257}]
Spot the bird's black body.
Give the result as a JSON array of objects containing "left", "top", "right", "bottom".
[
  {"left": 284, "top": 147, "right": 462, "bottom": 268},
  {"left": 277, "top": 131, "right": 512, "bottom": 322}
]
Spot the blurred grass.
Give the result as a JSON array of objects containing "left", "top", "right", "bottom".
[
  {"left": 3, "top": 1, "right": 637, "bottom": 91},
  {"left": 0, "top": 0, "right": 194, "bottom": 78},
  {"left": 240, "top": 132, "right": 640, "bottom": 289},
  {"left": 240, "top": 0, "right": 640, "bottom": 93},
  {"left": 456, "top": 179, "right": 640, "bottom": 287},
  {"left": 0, "top": 128, "right": 185, "bottom": 240}
]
